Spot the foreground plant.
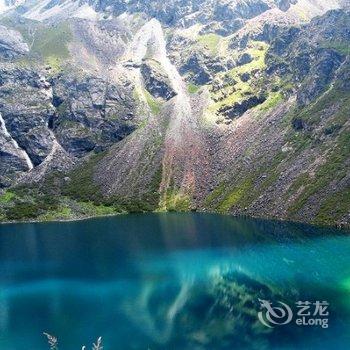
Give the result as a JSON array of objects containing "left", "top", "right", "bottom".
[
  {"left": 44, "top": 333, "right": 102, "bottom": 349},
  {"left": 43, "top": 333, "right": 58, "bottom": 350}
]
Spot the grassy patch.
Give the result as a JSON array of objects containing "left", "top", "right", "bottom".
[
  {"left": 62, "top": 152, "right": 106, "bottom": 203},
  {"left": 188, "top": 83, "right": 200, "bottom": 94},
  {"left": 204, "top": 183, "right": 226, "bottom": 207},
  {"left": 0, "top": 191, "right": 16, "bottom": 203},
  {"left": 0, "top": 19, "right": 72, "bottom": 72},
  {"left": 258, "top": 91, "right": 283, "bottom": 112},
  {"left": 288, "top": 129, "right": 350, "bottom": 216},
  {"left": 31, "top": 22, "right": 72, "bottom": 59},
  {"left": 284, "top": 87, "right": 350, "bottom": 218},
  {"left": 114, "top": 197, "right": 155, "bottom": 213},
  {"left": 294, "top": 86, "right": 350, "bottom": 127},
  {"left": 0, "top": 152, "right": 164, "bottom": 221},
  {"left": 144, "top": 89, "right": 162, "bottom": 115},
  {"left": 210, "top": 79, "right": 253, "bottom": 112},
  {"left": 30, "top": 22, "right": 72, "bottom": 72},
  {"left": 161, "top": 190, "right": 191, "bottom": 212},
  {"left": 314, "top": 187, "right": 350, "bottom": 225},
  {"left": 209, "top": 41, "right": 269, "bottom": 113},
  {"left": 217, "top": 179, "right": 253, "bottom": 213},
  {"left": 232, "top": 41, "right": 268, "bottom": 75},
  {"left": 3, "top": 193, "right": 60, "bottom": 221},
  {"left": 76, "top": 202, "right": 119, "bottom": 216},
  {"left": 198, "top": 33, "right": 221, "bottom": 55},
  {"left": 38, "top": 206, "right": 73, "bottom": 221},
  {"left": 45, "top": 56, "right": 64, "bottom": 73}
]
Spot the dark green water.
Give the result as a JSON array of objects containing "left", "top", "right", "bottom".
[{"left": 0, "top": 213, "right": 349, "bottom": 349}]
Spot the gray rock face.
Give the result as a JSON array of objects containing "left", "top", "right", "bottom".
[
  {"left": 52, "top": 73, "right": 137, "bottom": 157},
  {"left": 0, "top": 131, "right": 29, "bottom": 188},
  {"left": 179, "top": 53, "right": 213, "bottom": 85},
  {"left": 0, "top": 25, "right": 29, "bottom": 59},
  {"left": 24, "top": 126, "right": 55, "bottom": 165},
  {"left": 0, "top": 65, "right": 55, "bottom": 173},
  {"left": 267, "top": 10, "right": 350, "bottom": 106},
  {"left": 296, "top": 49, "right": 343, "bottom": 106},
  {"left": 168, "top": 32, "right": 226, "bottom": 86},
  {"left": 276, "top": 0, "right": 298, "bottom": 11},
  {"left": 9, "top": 0, "right": 304, "bottom": 34},
  {"left": 141, "top": 59, "right": 177, "bottom": 100}
]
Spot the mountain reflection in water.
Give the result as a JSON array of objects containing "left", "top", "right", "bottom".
[{"left": 0, "top": 213, "right": 349, "bottom": 349}]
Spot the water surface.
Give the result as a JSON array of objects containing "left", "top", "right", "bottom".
[{"left": 0, "top": 213, "right": 349, "bottom": 349}]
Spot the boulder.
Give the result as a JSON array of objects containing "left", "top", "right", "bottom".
[
  {"left": 140, "top": 59, "right": 177, "bottom": 101},
  {"left": 237, "top": 53, "right": 253, "bottom": 66},
  {"left": 219, "top": 95, "right": 266, "bottom": 119}
]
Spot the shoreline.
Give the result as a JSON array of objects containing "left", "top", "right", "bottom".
[
  {"left": 0, "top": 209, "right": 349, "bottom": 231},
  {"left": 0, "top": 212, "right": 125, "bottom": 225}
]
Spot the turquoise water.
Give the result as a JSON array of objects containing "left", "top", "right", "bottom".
[{"left": 0, "top": 213, "right": 349, "bottom": 349}]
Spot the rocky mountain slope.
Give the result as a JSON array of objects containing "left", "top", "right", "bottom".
[{"left": 0, "top": 0, "right": 349, "bottom": 226}]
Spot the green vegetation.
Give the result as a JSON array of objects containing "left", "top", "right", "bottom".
[
  {"left": 113, "top": 198, "right": 153, "bottom": 213},
  {"left": 286, "top": 173, "right": 310, "bottom": 197},
  {"left": 321, "top": 41, "right": 350, "bottom": 55},
  {"left": 288, "top": 129, "right": 350, "bottom": 217},
  {"left": 0, "top": 19, "right": 73, "bottom": 73},
  {"left": 188, "top": 83, "right": 200, "bottom": 94},
  {"left": 217, "top": 179, "right": 253, "bottom": 213},
  {"left": 283, "top": 86, "right": 350, "bottom": 221},
  {"left": 0, "top": 149, "right": 165, "bottom": 222},
  {"left": 144, "top": 89, "right": 162, "bottom": 115},
  {"left": 314, "top": 188, "right": 350, "bottom": 225},
  {"left": 31, "top": 22, "right": 72, "bottom": 67},
  {"left": 282, "top": 85, "right": 350, "bottom": 158},
  {"left": 5, "top": 202, "right": 42, "bottom": 220},
  {"left": 258, "top": 92, "right": 283, "bottom": 112},
  {"left": 198, "top": 33, "right": 221, "bottom": 55},
  {"left": 204, "top": 183, "right": 226, "bottom": 207},
  {"left": 161, "top": 190, "right": 192, "bottom": 212},
  {"left": 231, "top": 41, "right": 268, "bottom": 75},
  {"left": 76, "top": 202, "right": 117, "bottom": 216},
  {"left": 0, "top": 186, "right": 124, "bottom": 222},
  {"left": 209, "top": 76, "right": 254, "bottom": 114},
  {"left": 204, "top": 80, "right": 349, "bottom": 226},
  {"left": 141, "top": 167, "right": 162, "bottom": 209},
  {"left": 0, "top": 152, "right": 119, "bottom": 222},
  {"left": 3, "top": 192, "right": 60, "bottom": 221},
  {"left": 205, "top": 151, "right": 287, "bottom": 213},
  {"left": 44, "top": 56, "right": 63, "bottom": 73},
  {"left": 294, "top": 86, "right": 350, "bottom": 127},
  {"left": 62, "top": 152, "right": 106, "bottom": 203},
  {"left": 0, "top": 191, "right": 16, "bottom": 203},
  {"left": 38, "top": 206, "right": 73, "bottom": 221},
  {"left": 50, "top": 150, "right": 162, "bottom": 214},
  {"left": 209, "top": 41, "right": 269, "bottom": 113}
]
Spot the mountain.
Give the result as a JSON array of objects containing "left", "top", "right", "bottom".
[{"left": 0, "top": 0, "right": 349, "bottom": 226}]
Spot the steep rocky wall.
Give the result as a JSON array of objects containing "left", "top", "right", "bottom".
[{"left": 0, "top": 3, "right": 348, "bottom": 227}]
